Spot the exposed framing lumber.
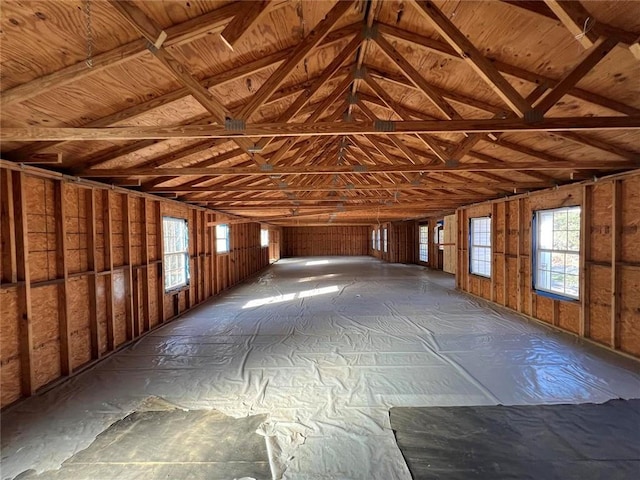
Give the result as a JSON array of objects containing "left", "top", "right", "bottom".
[
  {"left": 533, "top": 37, "right": 618, "bottom": 114},
  {"left": 0, "top": 170, "right": 17, "bottom": 283},
  {"left": 219, "top": 1, "right": 270, "bottom": 50},
  {"left": 103, "top": 190, "right": 115, "bottom": 351},
  {"left": 85, "top": 189, "right": 100, "bottom": 360},
  {"left": 611, "top": 179, "right": 621, "bottom": 349},
  {"left": 54, "top": 181, "right": 71, "bottom": 377},
  {"left": 141, "top": 198, "right": 150, "bottom": 333},
  {"left": 580, "top": 184, "right": 591, "bottom": 337},
  {"left": 155, "top": 201, "right": 165, "bottom": 324},
  {"left": 543, "top": 0, "right": 600, "bottom": 49},
  {"left": 150, "top": 181, "right": 553, "bottom": 194},
  {"left": 108, "top": 1, "right": 167, "bottom": 48},
  {"left": 5, "top": 116, "right": 639, "bottom": 142},
  {"left": 377, "top": 22, "right": 640, "bottom": 117},
  {"left": 236, "top": 0, "right": 357, "bottom": 120},
  {"left": 411, "top": 1, "right": 532, "bottom": 117},
  {"left": 12, "top": 171, "right": 35, "bottom": 396},
  {"left": 1, "top": 1, "right": 290, "bottom": 106},
  {"left": 122, "top": 194, "right": 135, "bottom": 340},
  {"left": 80, "top": 158, "right": 635, "bottom": 178}
]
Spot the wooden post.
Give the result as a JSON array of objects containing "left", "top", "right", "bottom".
[
  {"left": 580, "top": 184, "right": 592, "bottom": 337},
  {"left": 103, "top": 190, "right": 115, "bottom": 351},
  {"left": 516, "top": 198, "right": 524, "bottom": 313},
  {"left": 611, "top": 179, "right": 621, "bottom": 349},
  {"left": 502, "top": 201, "right": 508, "bottom": 306},
  {"left": 12, "top": 171, "right": 35, "bottom": 396},
  {"left": 490, "top": 203, "right": 498, "bottom": 302},
  {"left": 156, "top": 201, "right": 165, "bottom": 324},
  {"left": 122, "top": 193, "right": 135, "bottom": 340},
  {"left": 54, "top": 181, "right": 71, "bottom": 376},
  {"left": 1, "top": 169, "right": 17, "bottom": 283},
  {"left": 85, "top": 189, "right": 100, "bottom": 359},
  {"left": 141, "top": 198, "right": 150, "bottom": 333}
]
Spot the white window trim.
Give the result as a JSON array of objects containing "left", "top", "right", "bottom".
[
  {"left": 533, "top": 206, "right": 581, "bottom": 300},
  {"left": 470, "top": 216, "right": 491, "bottom": 278},
  {"left": 419, "top": 224, "right": 429, "bottom": 263},
  {"left": 216, "top": 224, "right": 230, "bottom": 253},
  {"left": 163, "top": 216, "right": 189, "bottom": 292}
]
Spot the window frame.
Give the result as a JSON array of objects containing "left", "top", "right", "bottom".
[
  {"left": 383, "top": 227, "right": 388, "bottom": 253},
  {"left": 419, "top": 224, "right": 429, "bottom": 263},
  {"left": 216, "top": 224, "right": 230, "bottom": 254},
  {"left": 162, "top": 216, "right": 190, "bottom": 292},
  {"left": 532, "top": 205, "right": 581, "bottom": 301},
  {"left": 469, "top": 216, "right": 492, "bottom": 278},
  {"left": 371, "top": 229, "right": 376, "bottom": 250}
]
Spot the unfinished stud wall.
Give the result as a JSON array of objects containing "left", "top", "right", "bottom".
[
  {"left": 457, "top": 170, "right": 640, "bottom": 360},
  {"left": 281, "top": 226, "right": 369, "bottom": 257},
  {"left": 0, "top": 165, "right": 271, "bottom": 408}
]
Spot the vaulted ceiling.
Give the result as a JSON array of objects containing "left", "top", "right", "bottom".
[{"left": 1, "top": 0, "right": 639, "bottom": 226}]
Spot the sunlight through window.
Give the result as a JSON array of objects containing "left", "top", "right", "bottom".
[
  {"left": 243, "top": 285, "right": 340, "bottom": 308},
  {"left": 305, "top": 259, "right": 329, "bottom": 266}
]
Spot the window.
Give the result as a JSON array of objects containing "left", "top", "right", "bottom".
[
  {"left": 216, "top": 224, "right": 230, "bottom": 253},
  {"left": 470, "top": 217, "right": 491, "bottom": 277},
  {"left": 419, "top": 224, "right": 429, "bottom": 262},
  {"left": 533, "top": 206, "right": 581, "bottom": 299},
  {"left": 383, "top": 228, "right": 388, "bottom": 253},
  {"left": 261, "top": 228, "right": 269, "bottom": 247},
  {"left": 371, "top": 229, "right": 376, "bottom": 250},
  {"left": 163, "top": 217, "right": 189, "bottom": 291},
  {"left": 376, "top": 228, "right": 381, "bottom": 251}
]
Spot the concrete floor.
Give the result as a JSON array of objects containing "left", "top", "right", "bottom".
[{"left": 2, "top": 257, "right": 639, "bottom": 479}]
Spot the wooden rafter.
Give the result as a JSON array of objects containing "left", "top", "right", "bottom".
[
  {"left": 411, "top": 1, "right": 532, "bottom": 117},
  {"left": 5, "top": 116, "right": 639, "bottom": 142},
  {"left": 543, "top": 1, "right": 601, "bottom": 48},
  {"left": 219, "top": 1, "right": 270, "bottom": 50}
]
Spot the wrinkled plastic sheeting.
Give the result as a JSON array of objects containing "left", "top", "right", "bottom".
[{"left": 2, "top": 257, "right": 640, "bottom": 480}]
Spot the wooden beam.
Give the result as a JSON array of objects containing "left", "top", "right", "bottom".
[
  {"left": 108, "top": 0, "right": 167, "bottom": 48},
  {"left": 411, "top": 1, "right": 532, "bottom": 117},
  {"left": 0, "top": 2, "right": 290, "bottom": 106},
  {"left": 0, "top": 169, "right": 17, "bottom": 283},
  {"left": 5, "top": 116, "right": 639, "bottom": 142},
  {"left": 141, "top": 198, "right": 150, "bottom": 333},
  {"left": 377, "top": 23, "right": 640, "bottom": 117},
  {"left": 373, "top": 34, "right": 462, "bottom": 121},
  {"left": 103, "top": 190, "right": 115, "bottom": 351},
  {"left": 580, "top": 184, "right": 591, "bottom": 338},
  {"left": 54, "top": 181, "right": 71, "bottom": 376},
  {"left": 150, "top": 181, "right": 552, "bottom": 193},
  {"left": 219, "top": 1, "right": 269, "bottom": 50},
  {"left": 236, "top": 0, "right": 356, "bottom": 120},
  {"left": 122, "top": 194, "right": 135, "bottom": 340},
  {"left": 156, "top": 201, "right": 165, "bottom": 324},
  {"left": 611, "top": 179, "right": 621, "bottom": 349},
  {"left": 82, "top": 158, "right": 635, "bottom": 178},
  {"left": 12, "top": 171, "right": 35, "bottom": 396},
  {"left": 85, "top": 189, "right": 100, "bottom": 359},
  {"left": 543, "top": 0, "right": 599, "bottom": 48},
  {"left": 3, "top": 153, "right": 62, "bottom": 164},
  {"left": 533, "top": 37, "right": 618, "bottom": 114}
]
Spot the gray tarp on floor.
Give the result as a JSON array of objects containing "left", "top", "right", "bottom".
[
  {"left": 2, "top": 257, "right": 639, "bottom": 479},
  {"left": 391, "top": 399, "right": 640, "bottom": 479}
]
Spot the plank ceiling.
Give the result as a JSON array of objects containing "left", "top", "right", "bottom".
[{"left": 1, "top": 0, "right": 639, "bottom": 226}]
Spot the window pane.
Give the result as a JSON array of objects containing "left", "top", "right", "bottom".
[{"left": 534, "top": 206, "right": 580, "bottom": 299}]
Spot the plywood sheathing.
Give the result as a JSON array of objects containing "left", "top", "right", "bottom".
[
  {"left": 458, "top": 169, "right": 640, "bottom": 360},
  {"left": 0, "top": 164, "right": 273, "bottom": 408},
  {"left": 0, "top": 0, "right": 638, "bottom": 226}
]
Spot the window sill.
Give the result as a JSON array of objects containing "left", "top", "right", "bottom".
[
  {"left": 533, "top": 289, "right": 580, "bottom": 303},
  {"left": 469, "top": 273, "right": 491, "bottom": 280},
  {"left": 165, "top": 284, "right": 190, "bottom": 295}
]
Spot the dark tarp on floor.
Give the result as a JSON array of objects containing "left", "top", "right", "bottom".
[
  {"left": 14, "top": 403, "right": 271, "bottom": 480},
  {"left": 391, "top": 399, "right": 640, "bottom": 480}
]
